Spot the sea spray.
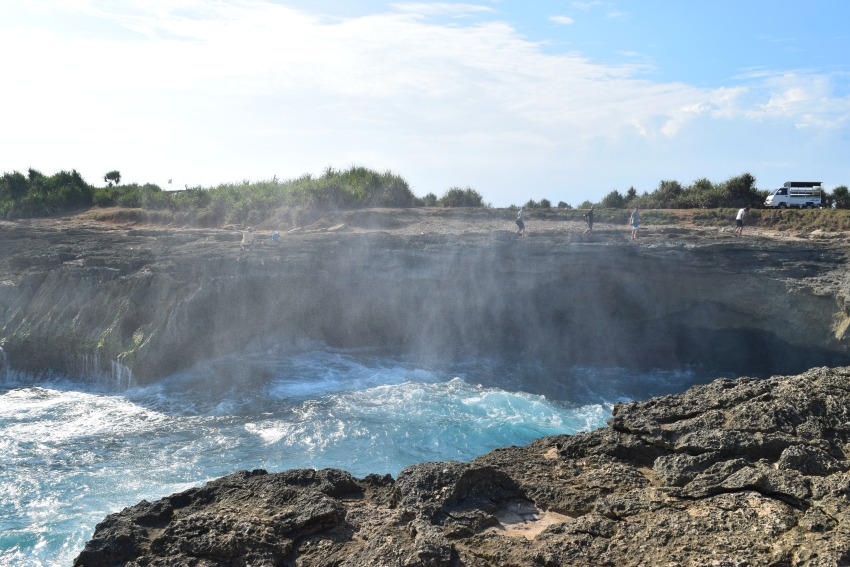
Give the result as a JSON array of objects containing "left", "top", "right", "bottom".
[{"left": 0, "top": 339, "right": 713, "bottom": 566}]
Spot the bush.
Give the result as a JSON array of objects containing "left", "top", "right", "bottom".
[
  {"left": 0, "top": 171, "right": 28, "bottom": 200},
  {"left": 418, "top": 192, "right": 438, "bottom": 207},
  {"left": 600, "top": 190, "right": 625, "bottom": 209},
  {"left": 0, "top": 168, "right": 94, "bottom": 217},
  {"left": 832, "top": 186, "right": 850, "bottom": 209},
  {"left": 628, "top": 173, "right": 765, "bottom": 210},
  {"left": 440, "top": 186, "right": 484, "bottom": 207}
]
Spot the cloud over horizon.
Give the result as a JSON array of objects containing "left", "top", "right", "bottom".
[{"left": 2, "top": 0, "right": 848, "bottom": 205}]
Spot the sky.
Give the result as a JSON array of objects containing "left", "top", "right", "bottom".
[{"left": 1, "top": 0, "right": 849, "bottom": 207}]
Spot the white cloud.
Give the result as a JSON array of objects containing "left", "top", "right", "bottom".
[
  {"left": 571, "top": 1, "right": 602, "bottom": 11},
  {"left": 1, "top": 0, "right": 848, "bottom": 204},
  {"left": 755, "top": 73, "right": 850, "bottom": 128},
  {"left": 549, "top": 15, "right": 574, "bottom": 25},
  {"left": 390, "top": 2, "right": 495, "bottom": 17}
]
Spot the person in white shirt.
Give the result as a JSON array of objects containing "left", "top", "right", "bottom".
[
  {"left": 629, "top": 207, "right": 640, "bottom": 240},
  {"left": 735, "top": 207, "right": 749, "bottom": 236},
  {"left": 241, "top": 227, "right": 255, "bottom": 249}
]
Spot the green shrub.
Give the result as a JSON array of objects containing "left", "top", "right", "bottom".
[
  {"left": 600, "top": 190, "right": 625, "bottom": 209},
  {"left": 440, "top": 187, "right": 484, "bottom": 207},
  {"left": 92, "top": 187, "right": 117, "bottom": 206},
  {"left": 0, "top": 169, "right": 94, "bottom": 217},
  {"left": 639, "top": 209, "right": 679, "bottom": 225},
  {"left": 418, "top": 193, "right": 438, "bottom": 207}
]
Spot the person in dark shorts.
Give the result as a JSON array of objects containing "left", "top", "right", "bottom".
[
  {"left": 584, "top": 206, "right": 594, "bottom": 234},
  {"left": 735, "top": 207, "right": 749, "bottom": 236}
]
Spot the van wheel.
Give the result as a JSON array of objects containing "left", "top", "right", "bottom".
[
  {"left": 805, "top": 203, "right": 814, "bottom": 209},
  {"left": 778, "top": 203, "right": 787, "bottom": 209}
]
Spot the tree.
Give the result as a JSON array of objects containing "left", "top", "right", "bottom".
[
  {"left": 439, "top": 186, "right": 484, "bottom": 207},
  {"left": 557, "top": 201, "right": 572, "bottom": 209},
  {"left": 104, "top": 170, "right": 121, "bottom": 187},
  {"left": 0, "top": 171, "right": 28, "bottom": 199},
  {"left": 600, "top": 189, "right": 625, "bottom": 209},
  {"left": 625, "top": 186, "right": 637, "bottom": 203},
  {"left": 722, "top": 172, "right": 761, "bottom": 208},
  {"left": 419, "top": 192, "right": 438, "bottom": 207},
  {"left": 539, "top": 198, "right": 552, "bottom": 209},
  {"left": 27, "top": 168, "right": 47, "bottom": 195},
  {"left": 655, "top": 180, "right": 684, "bottom": 208},
  {"left": 832, "top": 186, "right": 850, "bottom": 209}
]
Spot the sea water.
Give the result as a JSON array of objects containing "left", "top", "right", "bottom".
[{"left": 0, "top": 337, "right": 708, "bottom": 566}]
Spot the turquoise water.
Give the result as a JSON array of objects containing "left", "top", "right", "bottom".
[{"left": 0, "top": 339, "right": 702, "bottom": 566}]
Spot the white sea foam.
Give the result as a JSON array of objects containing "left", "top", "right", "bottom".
[{"left": 0, "top": 341, "right": 713, "bottom": 566}]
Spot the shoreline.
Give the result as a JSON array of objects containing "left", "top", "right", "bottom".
[{"left": 74, "top": 365, "right": 850, "bottom": 566}]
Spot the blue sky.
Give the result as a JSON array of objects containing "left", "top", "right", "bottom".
[{"left": 1, "top": 0, "right": 848, "bottom": 206}]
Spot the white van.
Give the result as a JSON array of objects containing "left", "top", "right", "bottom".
[{"left": 764, "top": 181, "right": 822, "bottom": 209}]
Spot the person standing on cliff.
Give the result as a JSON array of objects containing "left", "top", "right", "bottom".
[
  {"left": 735, "top": 207, "right": 749, "bottom": 236},
  {"left": 515, "top": 207, "right": 526, "bottom": 237},
  {"left": 241, "top": 227, "right": 255, "bottom": 250},
  {"left": 583, "top": 206, "right": 594, "bottom": 234},
  {"left": 629, "top": 206, "right": 640, "bottom": 240}
]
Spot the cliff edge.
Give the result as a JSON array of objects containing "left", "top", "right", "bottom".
[
  {"left": 1, "top": 208, "right": 849, "bottom": 383},
  {"left": 74, "top": 366, "right": 850, "bottom": 566}
]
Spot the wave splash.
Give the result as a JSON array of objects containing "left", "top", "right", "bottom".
[{"left": 0, "top": 339, "right": 704, "bottom": 566}]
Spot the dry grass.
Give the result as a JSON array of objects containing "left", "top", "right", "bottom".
[{"left": 72, "top": 205, "right": 850, "bottom": 234}]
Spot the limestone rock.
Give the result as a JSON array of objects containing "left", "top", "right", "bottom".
[
  {"left": 1, "top": 213, "right": 849, "bottom": 385},
  {"left": 75, "top": 366, "right": 850, "bottom": 566}
]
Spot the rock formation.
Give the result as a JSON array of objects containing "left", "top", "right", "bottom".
[
  {"left": 1, "top": 210, "right": 849, "bottom": 384},
  {"left": 3, "top": 211, "right": 850, "bottom": 564},
  {"left": 73, "top": 365, "right": 850, "bottom": 566}
]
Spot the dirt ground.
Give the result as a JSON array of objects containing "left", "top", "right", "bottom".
[{"left": 6, "top": 206, "right": 850, "bottom": 246}]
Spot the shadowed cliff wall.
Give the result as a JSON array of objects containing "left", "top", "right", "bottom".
[{"left": 1, "top": 227, "right": 849, "bottom": 384}]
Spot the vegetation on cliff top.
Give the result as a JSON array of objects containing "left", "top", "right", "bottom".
[
  {"left": 2, "top": 166, "right": 849, "bottom": 230},
  {"left": 0, "top": 166, "right": 483, "bottom": 223}
]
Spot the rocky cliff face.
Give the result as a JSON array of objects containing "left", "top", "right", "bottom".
[
  {"left": 5, "top": 212, "right": 850, "bottom": 565},
  {"left": 73, "top": 366, "right": 850, "bottom": 566},
  {"left": 1, "top": 212, "right": 849, "bottom": 384}
]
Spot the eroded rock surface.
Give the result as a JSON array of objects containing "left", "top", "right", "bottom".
[
  {"left": 1, "top": 210, "right": 849, "bottom": 384},
  {"left": 74, "top": 366, "right": 850, "bottom": 566}
]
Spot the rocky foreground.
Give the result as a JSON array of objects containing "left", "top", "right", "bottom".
[{"left": 74, "top": 366, "right": 850, "bottom": 566}]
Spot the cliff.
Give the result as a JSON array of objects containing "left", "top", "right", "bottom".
[
  {"left": 73, "top": 365, "right": 850, "bottom": 566},
  {"left": 1, "top": 209, "right": 849, "bottom": 384},
  {"left": 4, "top": 209, "right": 850, "bottom": 565}
]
